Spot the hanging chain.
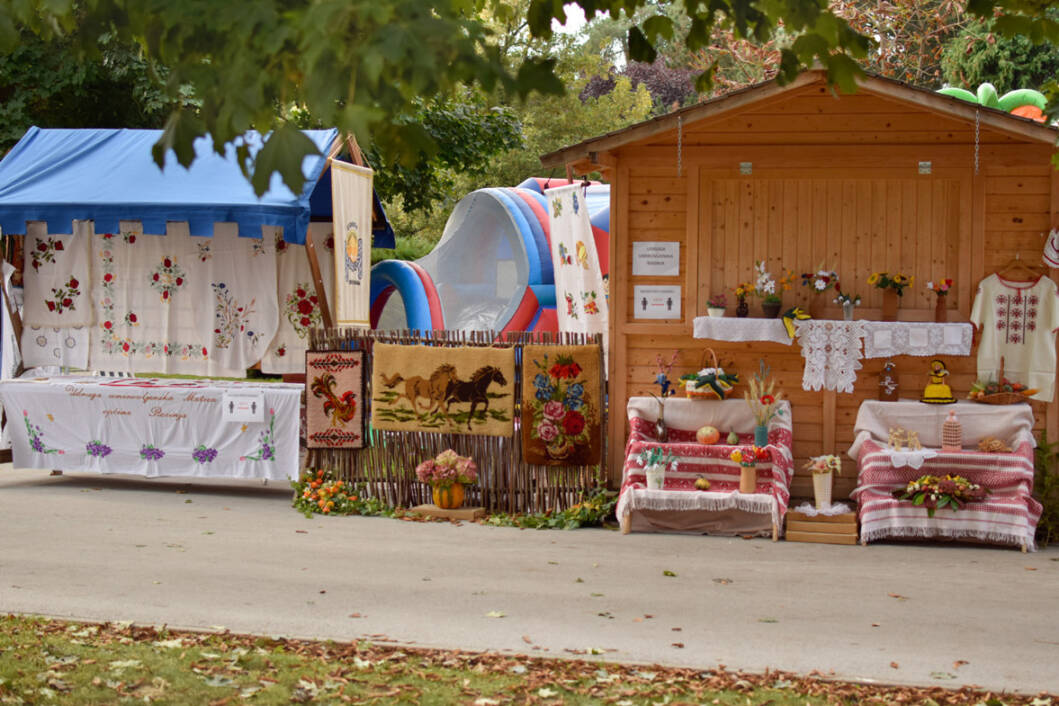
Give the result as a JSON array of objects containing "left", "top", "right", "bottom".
[
  {"left": 974, "top": 108, "right": 980, "bottom": 176},
  {"left": 677, "top": 114, "right": 683, "bottom": 177}
]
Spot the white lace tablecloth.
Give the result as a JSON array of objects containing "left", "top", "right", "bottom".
[
  {"left": 793, "top": 320, "right": 866, "bottom": 393},
  {"left": 692, "top": 317, "right": 792, "bottom": 345},
  {"left": 862, "top": 322, "right": 973, "bottom": 359},
  {"left": 882, "top": 448, "right": 939, "bottom": 469}
]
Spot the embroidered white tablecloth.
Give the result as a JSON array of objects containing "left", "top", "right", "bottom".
[
  {"left": 862, "top": 322, "right": 973, "bottom": 359},
  {"left": 0, "top": 376, "right": 301, "bottom": 481},
  {"left": 692, "top": 316, "right": 792, "bottom": 345}
]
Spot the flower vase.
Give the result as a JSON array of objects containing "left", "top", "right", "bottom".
[
  {"left": 736, "top": 298, "right": 749, "bottom": 318},
  {"left": 809, "top": 291, "right": 825, "bottom": 319},
  {"left": 842, "top": 301, "right": 856, "bottom": 321},
  {"left": 812, "top": 471, "right": 833, "bottom": 510},
  {"left": 881, "top": 289, "right": 899, "bottom": 321},
  {"left": 707, "top": 307, "right": 725, "bottom": 318},
  {"left": 760, "top": 300, "right": 782, "bottom": 319},
  {"left": 433, "top": 483, "right": 465, "bottom": 509},
  {"left": 934, "top": 294, "right": 947, "bottom": 323},
  {"left": 739, "top": 466, "right": 757, "bottom": 494},
  {"left": 754, "top": 424, "right": 768, "bottom": 447},
  {"left": 645, "top": 464, "right": 666, "bottom": 490}
]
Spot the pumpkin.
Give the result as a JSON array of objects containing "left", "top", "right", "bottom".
[
  {"left": 433, "top": 483, "right": 465, "bottom": 509},
  {"left": 696, "top": 425, "right": 720, "bottom": 445}
]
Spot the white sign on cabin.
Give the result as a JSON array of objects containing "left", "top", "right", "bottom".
[
  {"left": 633, "top": 285, "right": 681, "bottom": 320},
  {"left": 632, "top": 241, "right": 680, "bottom": 277}
]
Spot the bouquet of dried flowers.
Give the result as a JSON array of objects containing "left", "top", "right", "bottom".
[
  {"left": 804, "top": 454, "right": 842, "bottom": 475},
  {"left": 744, "top": 359, "right": 785, "bottom": 426},
  {"left": 893, "top": 474, "right": 989, "bottom": 517}
]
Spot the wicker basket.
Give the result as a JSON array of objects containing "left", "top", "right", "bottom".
[
  {"left": 974, "top": 358, "right": 1031, "bottom": 405},
  {"left": 684, "top": 348, "right": 733, "bottom": 400}
]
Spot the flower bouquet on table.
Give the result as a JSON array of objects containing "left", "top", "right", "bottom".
[
  {"left": 636, "top": 445, "right": 677, "bottom": 490},
  {"left": 927, "top": 277, "right": 954, "bottom": 322},
  {"left": 680, "top": 349, "right": 738, "bottom": 399},
  {"left": 868, "top": 271, "right": 914, "bottom": 295},
  {"left": 754, "top": 261, "right": 794, "bottom": 317},
  {"left": 733, "top": 282, "right": 754, "bottom": 317},
  {"left": 927, "top": 278, "right": 953, "bottom": 297},
  {"left": 893, "top": 474, "right": 989, "bottom": 517},
  {"left": 744, "top": 360, "right": 785, "bottom": 445},
  {"left": 706, "top": 293, "right": 727, "bottom": 317},
  {"left": 834, "top": 291, "right": 861, "bottom": 320},
  {"left": 416, "top": 449, "right": 478, "bottom": 509},
  {"left": 729, "top": 445, "right": 769, "bottom": 467},
  {"left": 528, "top": 354, "right": 593, "bottom": 460},
  {"left": 801, "top": 265, "right": 840, "bottom": 293}
]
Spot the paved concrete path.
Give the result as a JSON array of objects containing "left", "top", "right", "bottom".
[{"left": 1, "top": 466, "right": 1056, "bottom": 694}]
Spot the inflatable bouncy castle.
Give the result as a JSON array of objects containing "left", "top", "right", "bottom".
[{"left": 370, "top": 178, "right": 609, "bottom": 333}]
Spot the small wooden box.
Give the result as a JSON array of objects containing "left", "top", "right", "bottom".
[{"left": 785, "top": 510, "right": 858, "bottom": 545}]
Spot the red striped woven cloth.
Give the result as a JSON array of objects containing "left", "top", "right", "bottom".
[
  {"left": 617, "top": 417, "right": 795, "bottom": 528},
  {"left": 852, "top": 439, "right": 1042, "bottom": 550}
]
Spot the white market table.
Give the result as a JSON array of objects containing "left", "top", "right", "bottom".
[{"left": 0, "top": 376, "right": 302, "bottom": 481}]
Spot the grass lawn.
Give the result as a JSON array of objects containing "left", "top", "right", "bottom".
[{"left": 0, "top": 615, "right": 1048, "bottom": 705}]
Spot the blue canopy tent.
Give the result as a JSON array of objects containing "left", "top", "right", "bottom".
[{"left": 0, "top": 126, "right": 394, "bottom": 247}]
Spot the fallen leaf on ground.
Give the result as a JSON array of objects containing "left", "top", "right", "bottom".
[
  {"left": 537, "top": 687, "right": 558, "bottom": 698},
  {"left": 930, "top": 671, "right": 956, "bottom": 680},
  {"left": 485, "top": 611, "right": 506, "bottom": 618},
  {"left": 295, "top": 530, "right": 308, "bottom": 534},
  {"left": 348, "top": 613, "right": 364, "bottom": 619},
  {"left": 671, "top": 642, "right": 684, "bottom": 648},
  {"left": 644, "top": 614, "right": 653, "bottom": 619},
  {"left": 522, "top": 635, "right": 532, "bottom": 644},
  {"left": 871, "top": 623, "right": 880, "bottom": 627},
  {"left": 671, "top": 627, "right": 682, "bottom": 632},
  {"left": 713, "top": 578, "right": 733, "bottom": 585},
  {"left": 890, "top": 662, "right": 899, "bottom": 669},
  {"left": 953, "top": 660, "right": 969, "bottom": 669},
  {"left": 663, "top": 570, "right": 677, "bottom": 577},
  {"left": 888, "top": 593, "right": 908, "bottom": 601},
  {"left": 1025, "top": 567, "right": 1038, "bottom": 571},
  {"left": 758, "top": 617, "right": 779, "bottom": 623}
]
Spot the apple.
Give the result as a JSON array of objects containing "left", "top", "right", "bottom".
[{"left": 696, "top": 425, "right": 720, "bottom": 444}]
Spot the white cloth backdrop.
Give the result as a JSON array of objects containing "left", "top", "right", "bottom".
[
  {"left": 331, "top": 160, "right": 372, "bottom": 327},
  {"left": 0, "top": 260, "right": 20, "bottom": 449},
  {"left": 22, "top": 220, "right": 93, "bottom": 327},
  {"left": 21, "top": 325, "right": 89, "bottom": 369},
  {"left": 261, "top": 222, "right": 336, "bottom": 374},
  {"left": 545, "top": 184, "right": 609, "bottom": 339}
]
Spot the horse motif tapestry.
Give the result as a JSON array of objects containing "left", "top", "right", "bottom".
[
  {"left": 371, "top": 343, "right": 515, "bottom": 437},
  {"left": 306, "top": 350, "right": 365, "bottom": 449},
  {"left": 521, "top": 343, "right": 602, "bottom": 466}
]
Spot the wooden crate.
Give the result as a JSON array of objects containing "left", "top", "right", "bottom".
[{"left": 785, "top": 510, "right": 858, "bottom": 545}]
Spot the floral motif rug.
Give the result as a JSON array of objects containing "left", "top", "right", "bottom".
[
  {"left": 521, "top": 343, "right": 602, "bottom": 466},
  {"left": 306, "top": 350, "right": 365, "bottom": 449},
  {"left": 371, "top": 343, "right": 515, "bottom": 437}
]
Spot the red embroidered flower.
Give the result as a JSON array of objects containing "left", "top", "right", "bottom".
[
  {"left": 162, "top": 291, "right": 170, "bottom": 300},
  {"left": 103, "top": 273, "right": 113, "bottom": 283},
  {"left": 54, "top": 241, "right": 63, "bottom": 251},
  {"left": 128, "top": 313, "right": 137, "bottom": 323},
  {"left": 276, "top": 346, "right": 286, "bottom": 357},
  {"left": 562, "top": 410, "right": 585, "bottom": 436},
  {"left": 163, "top": 257, "right": 172, "bottom": 268},
  {"left": 128, "top": 235, "right": 136, "bottom": 243},
  {"left": 46, "top": 301, "right": 56, "bottom": 311},
  {"left": 202, "top": 347, "right": 208, "bottom": 357},
  {"left": 300, "top": 316, "right": 311, "bottom": 327},
  {"left": 36, "top": 242, "right": 47, "bottom": 252},
  {"left": 122, "top": 342, "right": 130, "bottom": 352},
  {"left": 68, "top": 277, "right": 78, "bottom": 288},
  {"left": 153, "top": 273, "right": 160, "bottom": 281},
  {"left": 103, "top": 321, "right": 112, "bottom": 329},
  {"left": 297, "top": 299, "right": 314, "bottom": 315},
  {"left": 309, "top": 296, "right": 318, "bottom": 304},
  {"left": 549, "top": 356, "right": 582, "bottom": 380},
  {"left": 61, "top": 298, "right": 72, "bottom": 307},
  {"left": 296, "top": 288, "right": 306, "bottom": 298},
  {"left": 103, "top": 233, "right": 114, "bottom": 239},
  {"left": 175, "top": 277, "right": 183, "bottom": 286}
]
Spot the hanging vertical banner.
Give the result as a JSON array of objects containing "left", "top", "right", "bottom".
[
  {"left": 544, "top": 184, "right": 609, "bottom": 339},
  {"left": 331, "top": 159, "right": 373, "bottom": 327}
]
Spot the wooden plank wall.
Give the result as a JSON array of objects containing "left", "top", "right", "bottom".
[{"left": 607, "top": 83, "right": 1058, "bottom": 500}]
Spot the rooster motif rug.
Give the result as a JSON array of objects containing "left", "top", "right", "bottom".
[
  {"left": 371, "top": 343, "right": 515, "bottom": 436},
  {"left": 522, "top": 343, "right": 602, "bottom": 466},
  {"left": 306, "top": 350, "right": 365, "bottom": 449}
]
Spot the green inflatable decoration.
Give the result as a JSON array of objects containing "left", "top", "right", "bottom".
[{"left": 936, "top": 83, "right": 1046, "bottom": 114}]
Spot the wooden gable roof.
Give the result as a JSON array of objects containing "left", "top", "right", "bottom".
[{"left": 540, "top": 69, "right": 1058, "bottom": 173}]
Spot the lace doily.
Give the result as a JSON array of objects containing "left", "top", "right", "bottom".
[
  {"left": 692, "top": 316, "right": 792, "bottom": 344},
  {"left": 862, "top": 322, "right": 973, "bottom": 359},
  {"left": 794, "top": 320, "right": 866, "bottom": 393}
]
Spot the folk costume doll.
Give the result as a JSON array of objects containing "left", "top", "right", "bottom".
[
  {"left": 970, "top": 273, "right": 1059, "bottom": 402},
  {"left": 920, "top": 359, "right": 956, "bottom": 404}
]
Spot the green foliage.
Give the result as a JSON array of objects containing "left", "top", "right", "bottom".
[
  {"left": 0, "top": 29, "right": 182, "bottom": 152},
  {"left": 368, "top": 97, "right": 524, "bottom": 215},
  {"left": 482, "top": 489, "right": 617, "bottom": 529},
  {"left": 1033, "top": 433, "right": 1059, "bottom": 547},
  {"left": 291, "top": 469, "right": 396, "bottom": 518},
  {"left": 940, "top": 13, "right": 1059, "bottom": 94}
]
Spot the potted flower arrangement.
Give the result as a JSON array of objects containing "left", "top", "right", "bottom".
[
  {"left": 893, "top": 473, "right": 989, "bottom": 517},
  {"left": 868, "top": 271, "right": 913, "bottom": 321},
  {"left": 927, "top": 278, "right": 954, "bottom": 322},
  {"left": 804, "top": 455, "right": 841, "bottom": 509},
  {"left": 800, "top": 265, "right": 839, "bottom": 317},
  {"left": 636, "top": 446, "right": 677, "bottom": 490},
  {"left": 744, "top": 360, "right": 785, "bottom": 446},
  {"left": 730, "top": 445, "right": 769, "bottom": 493},
  {"left": 834, "top": 292, "right": 861, "bottom": 321},
  {"left": 733, "top": 282, "right": 754, "bottom": 317},
  {"left": 706, "top": 293, "right": 727, "bottom": 317},
  {"left": 416, "top": 449, "right": 478, "bottom": 509},
  {"left": 754, "top": 261, "right": 794, "bottom": 318}
]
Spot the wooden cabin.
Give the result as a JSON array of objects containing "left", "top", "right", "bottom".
[{"left": 541, "top": 69, "right": 1059, "bottom": 500}]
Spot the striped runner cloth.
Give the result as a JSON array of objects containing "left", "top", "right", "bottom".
[{"left": 852, "top": 439, "right": 1042, "bottom": 550}]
